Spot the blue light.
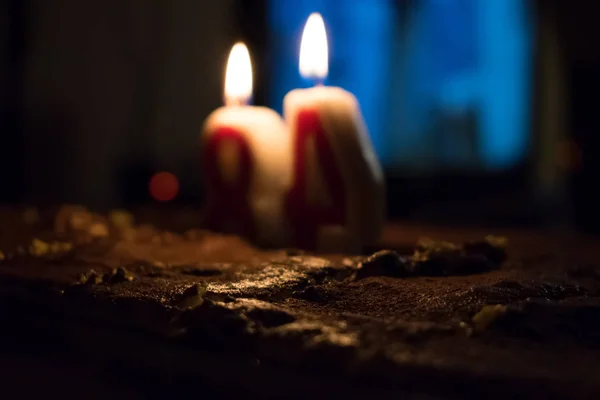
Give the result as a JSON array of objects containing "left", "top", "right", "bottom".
[
  {"left": 268, "top": 0, "right": 395, "bottom": 161},
  {"left": 477, "top": 0, "right": 532, "bottom": 169},
  {"left": 268, "top": 0, "right": 533, "bottom": 171}
]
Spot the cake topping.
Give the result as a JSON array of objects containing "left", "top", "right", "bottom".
[
  {"left": 2, "top": 206, "right": 600, "bottom": 398},
  {"left": 354, "top": 236, "right": 508, "bottom": 280},
  {"left": 463, "top": 235, "right": 508, "bottom": 265},
  {"left": 107, "top": 267, "right": 135, "bottom": 283},
  {"left": 408, "top": 236, "right": 508, "bottom": 276},
  {"left": 28, "top": 238, "right": 73, "bottom": 258},
  {"left": 176, "top": 282, "right": 208, "bottom": 310},
  {"left": 88, "top": 222, "right": 109, "bottom": 238},
  {"left": 29, "top": 238, "right": 50, "bottom": 256},
  {"left": 354, "top": 250, "right": 408, "bottom": 280},
  {"left": 76, "top": 267, "right": 134, "bottom": 285},
  {"left": 54, "top": 205, "right": 111, "bottom": 244},
  {"left": 471, "top": 304, "right": 507, "bottom": 333},
  {"left": 109, "top": 209, "right": 135, "bottom": 230},
  {"left": 77, "top": 269, "right": 103, "bottom": 285}
]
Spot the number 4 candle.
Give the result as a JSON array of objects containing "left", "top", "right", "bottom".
[
  {"left": 201, "top": 43, "right": 291, "bottom": 246},
  {"left": 284, "top": 13, "right": 385, "bottom": 252}
]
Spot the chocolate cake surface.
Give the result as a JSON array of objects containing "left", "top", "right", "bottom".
[{"left": 1, "top": 206, "right": 600, "bottom": 399}]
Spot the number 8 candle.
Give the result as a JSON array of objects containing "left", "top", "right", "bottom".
[
  {"left": 284, "top": 13, "right": 385, "bottom": 252},
  {"left": 201, "top": 43, "right": 291, "bottom": 246}
]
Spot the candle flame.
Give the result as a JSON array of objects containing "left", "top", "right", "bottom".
[
  {"left": 299, "top": 13, "right": 328, "bottom": 81},
  {"left": 225, "top": 42, "right": 252, "bottom": 106}
]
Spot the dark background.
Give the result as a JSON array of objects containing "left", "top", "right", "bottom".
[{"left": 0, "top": 0, "right": 599, "bottom": 232}]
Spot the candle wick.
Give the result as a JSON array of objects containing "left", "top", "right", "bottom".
[
  {"left": 312, "top": 78, "right": 325, "bottom": 87},
  {"left": 307, "top": 75, "right": 325, "bottom": 87},
  {"left": 225, "top": 97, "right": 248, "bottom": 107}
]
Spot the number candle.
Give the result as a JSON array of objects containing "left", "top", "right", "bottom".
[
  {"left": 283, "top": 13, "right": 385, "bottom": 252},
  {"left": 201, "top": 43, "right": 291, "bottom": 246}
]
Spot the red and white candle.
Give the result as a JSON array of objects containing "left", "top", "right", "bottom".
[
  {"left": 201, "top": 43, "right": 291, "bottom": 246},
  {"left": 283, "top": 13, "right": 385, "bottom": 252}
]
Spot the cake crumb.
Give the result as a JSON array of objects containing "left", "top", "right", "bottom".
[
  {"left": 50, "top": 241, "right": 73, "bottom": 253},
  {"left": 76, "top": 268, "right": 134, "bottom": 285},
  {"left": 342, "top": 258, "right": 355, "bottom": 267},
  {"left": 464, "top": 236, "right": 508, "bottom": 265},
  {"left": 355, "top": 250, "right": 408, "bottom": 280},
  {"left": 29, "top": 239, "right": 73, "bottom": 257},
  {"left": 78, "top": 269, "right": 103, "bottom": 285},
  {"left": 412, "top": 238, "right": 462, "bottom": 264},
  {"left": 484, "top": 235, "right": 508, "bottom": 249},
  {"left": 29, "top": 238, "right": 50, "bottom": 256},
  {"left": 472, "top": 304, "right": 507, "bottom": 332},
  {"left": 68, "top": 209, "right": 93, "bottom": 230},
  {"left": 106, "top": 267, "right": 134, "bottom": 283},
  {"left": 176, "top": 282, "right": 208, "bottom": 310},
  {"left": 109, "top": 209, "right": 134, "bottom": 229},
  {"left": 55, "top": 205, "right": 113, "bottom": 244},
  {"left": 409, "top": 236, "right": 507, "bottom": 276},
  {"left": 459, "top": 321, "right": 474, "bottom": 337},
  {"left": 88, "top": 222, "right": 109, "bottom": 238}
]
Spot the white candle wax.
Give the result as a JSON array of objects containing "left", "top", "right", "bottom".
[
  {"left": 200, "top": 43, "right": 291, "bottom": 246},
  {"left": 284, "top": 85, "right": 384, "bottom": 252},
  {"left": 202, "top": 107, "right": 290, "bottom": 245},
  {"left": 282, "top": 13, "right": 385, "bottom": 252}
]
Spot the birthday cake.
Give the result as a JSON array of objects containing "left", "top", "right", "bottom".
[{"left": 1, "top": 206, "right": 600, "bottom": 399}]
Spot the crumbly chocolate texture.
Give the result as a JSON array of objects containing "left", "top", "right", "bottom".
[
  {"left": 77, "top": 267, "right": 134, "bottom": 285},
  {"left": 353, "top": 236, "right": 507, "bottom": 280},
  {"left": 1, "top": 206, "right": 600, "bottom": 399}
]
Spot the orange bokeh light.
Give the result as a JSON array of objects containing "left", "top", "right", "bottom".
[{"left": 149, "top": 171, "right": 179, "bottom": 202}]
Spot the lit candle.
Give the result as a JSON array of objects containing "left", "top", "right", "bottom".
[
  {"left": 201, "top": 43, "right": 291, "bottom": 246},
  {"left": 283, "top": 13, "right": 385, "bottom": 252}
]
